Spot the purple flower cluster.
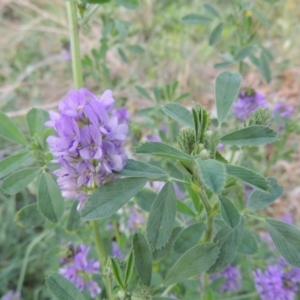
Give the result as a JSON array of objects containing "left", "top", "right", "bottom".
[
  {"left": 46, "top": 88, "right": 128, "bottom": 210},
  {"left": 111, "top": 241, "right": 124, "bottom": 259},
  {"left": 59, "top": 244, "right": 101, "bottom": 298},
  {"left": 210, "top": 265, "right": 241, "bottom": 293},
  {"left": 253, "top": 259, "right": 300, "bottom": 300},
  {"left": 1, "top": 291, "right": 21, "bottom": 300},
  {"left": 127, "top": 208, "right": 145, "bottom": 230},
  {"left": 232, "top": 89, "right": 267, "bottom": 121},
  {"left": 274, "top": 103, "right": 294, "bottom": 119}
]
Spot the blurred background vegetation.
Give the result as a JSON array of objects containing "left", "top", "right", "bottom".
[{"left": 0, "top": 0, "right": 300, "bottom": 298}]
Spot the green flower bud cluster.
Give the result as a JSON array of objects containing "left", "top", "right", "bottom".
[{"left": 248, "top": 107, "right": 271, "bottom": 126}]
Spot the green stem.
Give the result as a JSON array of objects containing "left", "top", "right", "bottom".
[
  {"left": 66, "top": 1, "right": 83, "bottom": 89},
  {"left": 92, "top": 220, "right": 113, "bottom": 300},
  {"left": 204, "top": 215, "right": 214, "bottom": 243},
  {"left": 17, "top": 231, "right": 52, "bottom": 293}
]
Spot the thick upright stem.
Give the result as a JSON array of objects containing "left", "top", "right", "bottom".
[{"left": 66, "top": 1, "right": 83, "bottom": 89}]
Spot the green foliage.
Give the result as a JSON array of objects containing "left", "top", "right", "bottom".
[
  {"left": 116, "top": 159, "right": 168, "bottom": 180},
  {"left": 220, "top": 126, "right": 278, "bottom": 146},
  {"left": 182, "top": 14, "right": 212, "bottom": 24},
  {"left": 247, "top": 177, "right": 284, "bottom": 211},
  {"left": 209, "top": 23, "right": 223, "bottom": 45},
  {"left": 0, "top": 112, "right": 27, "bottom": 145},
  {"left": 163, "top": 243, "right": 219, "bottom": 286},
  {"left": 46, "top": 273, "right": 86, "bottom": 300},
  {"left": 208, "top": 218, "right": 244, "bottom": 274},
  {"left": 173, "top": 222, "right": 206, "bottom": 254},
  {"left": 15, "top": 203, "right": 45, "bottom": 228},
  {"left": 225, "top": 164, "right": 269, "bottom": 191},
  {"left": 0, "top": 150, "right": 34, "bottom": 178},
  {"left": 146, "top": 182, "right": 177, "bottom": 249},
  {"left": 115, "top": 0, "right": 140, "bottom": 10},
  {"left": 219, "top": 195, "right": 240, "bottom": 229},
  {"left": 133, "top": 233, "right": 152, "bottom": 286},
  {"left": 37, "top": 173, "right": 65, "bottom": 223},
  {"left": 196, "top": 159, "right": 226, "bottom": 193},
  {"left": 266, "top": 219, "right": 300, "bottom": 267},
  {"left": 66, "top": 201, "right": 81, "bottom": 232},
  {"left": 161, "top": 103, "right": 194, "bottom": 128},
  {"left": 26, "top": 108, "right": 48, "bottom": 138},
  {"left": 2, "top": 167, "right": 40, "bottom": 195},
  {"left": 136, "top": 142, "right": 193, "bottom": 161},
  {"left": 237, "top": 229, "right": 258, "bottom": 255},
  {"left": 81, "top": 177, "right": 147, "bottom": 220},
  {"left": 215, "top": 71, "right": 242, "bottom": 125}
]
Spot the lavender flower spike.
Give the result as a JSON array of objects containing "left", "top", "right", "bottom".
[
  {"left": 46, "top": 88, "right": 128, "bottom": 210},
  {"left": 232, "top": 89, "right": 267, "bottom": 121},
  {"left": 1, "top": 291, "right": 21, "bottom": 300},
  {"left": 59, "top": 244, "right": 101, "bottom": 298}
]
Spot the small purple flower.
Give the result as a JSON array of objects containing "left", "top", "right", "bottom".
[
  {"left": 127, "top": 209, "right": 145, "bottom": 230},
  {"left": 274, "top": 103, "right": 294, "bottom": 118},
  {"left": 59, "top": 244, "right": 101, "bottom": 299},
  {"left": 210, "top": 265, "right": 241, "bottom": 293},
  {"left": 217, "top": 143, "right": 224, "bottom": 151},
  {"left": 232, "top": 89, "right": 267, "bottom": 121},
  {"left": 111, "top": 241, "right": 124, "bottom": 259},
  {"left": 46, "top": 88, "right": 128, "bottom": 210},
  {"left": 148, "top": 135, "right": 161, "bottom": 142},
  {"left": 113, "top": 107, "right": 130, "bottom": 124},
  {"left": 2, "top": 291, "right": 21, "bottom": 300},
  {"left": 282, "top": 213, "right": 294, "bottom": 225},
  {"left": 253, "top": 261, "right": 300, "bottom": 300}
]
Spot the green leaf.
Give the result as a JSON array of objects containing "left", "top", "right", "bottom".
[
  {"left": 225, "top": 164, "right": 269, "bottom": 191},
  {"left": 247, "top": 177, "right": 283, "bottom": 211},
  {"left": 115, "top": 0, "right": 140, "bottom": 9},
  {"left": 133, "top": 233, "right": 152, "bottom": 286},
  {"left": 173, "top": 222, "right": 206, "bottom": 254},
  {"left": 15, "top": 203, "right": 45, "bottom": 228},
  {"left": 2, "top": 167, "right": 40, "bottom": 195},
  {"left": 182, "top": 14, "right": 212, "bottom": 24},
  {"left": 177, "top": 200, "right": 196, "bottom": 217},
  {"left": 37, "top": 173, "right": 65, "bottom": 223},
  {"left": 26, "top": 108, "right": 49, "bottom": 137},
  {"left": 220, "top": 126, "right": 278, "bottom": 146},
  {"left": 237, "top": 229, "right": 258, "bottom": 255},
  {"left": 0, "top": 112, "right": 27, "bottom": 145},
  {"left": 118, "top": 47, "right": 128, "bottom": 63},
  {"left": 203, "top": 3, "right": 220, "bottom": 18},
  {"left": 234, "top": 45, "right": 254, "bottom": 61},
  {"left": 135, "top": 86, "right": 153, "bottom": 101},
  {"left": 124, "top": 249, "right": 134, "bottom": 286},
  {"left": 215, "top": 71, "right": 242, "bottom": 124},
  {"left": 81, "top": 177, "right": 147, "bottom": 221},
  {"left": 161, "top": 103, "right": 194, "bottom": 128},
  {"left": 111, "top": 257, "right": 125, "bottom": 289},
  {"left": 214, "top": 61, "right": 233, "bottom": 69},
  {"left": 196, "top": 159, "right": 226, "bottom": 193},
  {"left": 174, "top": 93, "right": 190, "bottom": 102},
  {"left": 115, "top": 159, "right": 168, "bottom": 180},
  {"left": 163, "top": 243, "right": 219, "bottom": 286},
  {"left": 153, "top": 227, "right": 182, "bottom": 261},
  {"left": 208, "top": 217, "right": 244, "bottom": 274},
  {"left": 147, "top": 182, "right": 177, "bottom": 249},
  {"left": 219, "top": 195, "right": 240, "bottom": 228},
  {"left": 0, "top": 150, "right": 34, "bottom": 178},
  {"left": 83, "top": 0, "right": 111, "bottom": 3},
  {"left": 46, "top": 273, "right": 86, "bottom": 300},
  {"left": 135, "top": 188, "right": 156, "bottom": 212},
  {"left": 136, "top": 142, "right": 193, "bottom": 161},
  {"left": 126, "top": 45, "right": 144, "bottom": 54},
  {"left": 66, "top": 201, "right": 81, "bottom": 232},
  {"left": 266, "top": 219, "right": 300, "bottom": 267},
  {"left": 209, "top": 23, "right": 223, "bottom": 45},
  {"left": 259, "top": 51, "right": 271, "bottom": 83}
]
